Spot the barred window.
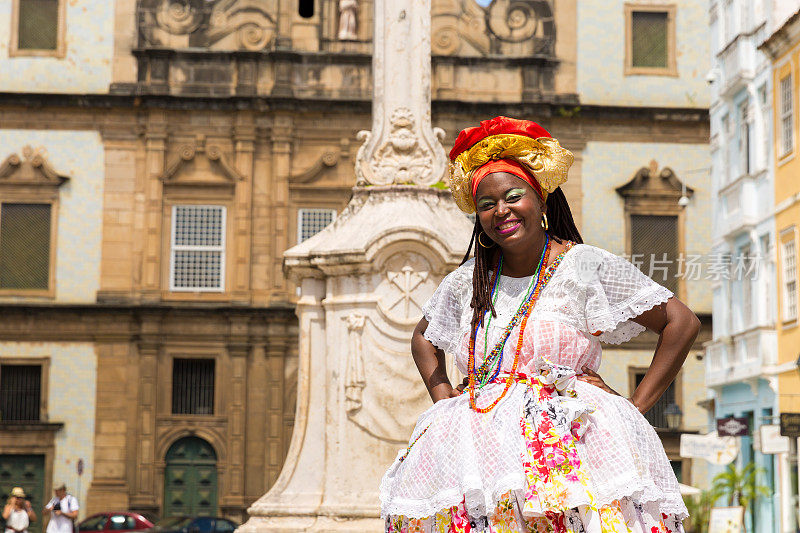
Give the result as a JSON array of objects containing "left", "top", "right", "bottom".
[
  {"left": 630, "top": 214, "right": 679, "bottom": 294},
  {"left": 297, "top": 208, "right": 336, "bottom": 243},
  {"left": 17, "top": 0, "right": 60, "bottom": 51},
  {"left": 0, "top": 203, "right": 51, "bottom": 291},
  {"left": 634, "top": 370, "right": 677, "bottom": 429},
  {"left": 172, "top": 359, "right": 214, "bottom": 415},
  {"left": 170, "top": 205, "right": 226, "bottom": 292},
  {"left": 631, "top": 11, "right": 668, "bottom": 68},
  {"left": 0, "top": 365, "right": 41, "bottom": 422},
  {"left": 780, "top": 76, "right": 794, "bottom": 157},
  {"left": 782, "top": 240, "right": 797, "bottom": 321}
]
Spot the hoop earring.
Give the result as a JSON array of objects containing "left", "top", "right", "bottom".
[
  {"left": 477, "top": 233, "right": 494, "bottom": 248},
  {"left": 541, "top": 213, "right": 549, "bottom": 231}
]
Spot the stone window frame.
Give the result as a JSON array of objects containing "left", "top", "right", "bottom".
[
  {"left": 163, "top": 351, "right": 222, "bottom": 419},
  {"left": 617, "top": 164, "right": 690, "bottom": 303},
  {"left": 0, "top": 357, "right": 50, "bottom": 422},
  {"left": 624, "top": 3, "right": 678, "bottom": 77},
  {"left": 9, "top": 0, "right": 68, "bottom": 58},
  {"left": 0, "top": 149, "right": 68, "bottom": 299}
]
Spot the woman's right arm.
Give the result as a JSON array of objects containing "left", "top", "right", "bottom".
[
  {"left": 412, "top": 318, "right": 461, "bottom": 403},
  {"left": 2, "top": 502, "right": 12, "bottom": 520}
]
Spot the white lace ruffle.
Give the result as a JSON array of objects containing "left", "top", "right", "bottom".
[{"left": 585, "top": 284, "right": 674, "bottom": 344}]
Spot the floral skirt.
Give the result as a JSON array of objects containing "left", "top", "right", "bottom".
[
  {"left": 386, "top": 493, "right": 684, "bottom": 532},
  {"left": 380, "top": 364, "right": 687, "bottom": 533}
]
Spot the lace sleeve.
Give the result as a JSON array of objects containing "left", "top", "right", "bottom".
[
  {"left": 421, "top": 262, "right": 470, "bottom": 355},
  {"left": 581, "top": 246, "right": 674, "bottom": 345}
]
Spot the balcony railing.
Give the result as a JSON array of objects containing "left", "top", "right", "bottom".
[
  {"left": 719, "top": 173, "right": 759, "bottom": 238},
  {"left": 705, "top": 328, "right": 777, "bottom": 387},
  {"left": 717, "top": 33, "right": 756, "bottom": 96}
]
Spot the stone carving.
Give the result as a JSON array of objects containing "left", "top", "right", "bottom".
[
  {"left": 337, "top": 0, "right": 358, "bottom": 41},
  {"left": 289, "top": 148, "right": 340, "bottom": 184},
  {"left": 0, "top": 146, "right": 70, "bottom": 188},
  {"left": 343, "top": 313, "right": 366, "bottom": 414},
  {"left": 356, "top": 107, "right": 446, "bottom": 186},
  {"left": 431, "top": 0, "right": 555, "bottom": 56},
  {"left": 160, "top": 137, "right": 245, "bottom": 185},
  {"left": 378, "top": 251, "right": 435, "bottom": 324},
  {"left": 139, "top": 0, "right": 277, "bottom": 51}
]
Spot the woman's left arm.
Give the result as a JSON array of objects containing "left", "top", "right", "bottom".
[{"left": 628, "top": 297, "right": 701, "bottom": 414}]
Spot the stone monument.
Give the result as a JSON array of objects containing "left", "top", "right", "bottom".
[{"left": 238, "top": 1, "right": 471, "bottom": 531}]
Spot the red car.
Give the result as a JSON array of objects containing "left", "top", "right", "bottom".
[{"left": 78, "top": 512, "right": 155, "bottom": 533}]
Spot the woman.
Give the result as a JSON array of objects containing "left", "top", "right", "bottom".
[
  {"left": 379, "top": 117, "right": 700, "bottom": 532},
  {"left": 3, "top": 487, "right": 36, "bottom": 533}
]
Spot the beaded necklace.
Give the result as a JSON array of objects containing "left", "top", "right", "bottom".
[
  {"left": 473, "top": 238, "right": 547, "bottom": 390},
  {"left": 468, "top": 235, "right": 551, "bottom": 413}
]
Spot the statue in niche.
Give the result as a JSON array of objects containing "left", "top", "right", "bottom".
[{"left": 338, "top": 0, "right": 358, "bottom": 40}]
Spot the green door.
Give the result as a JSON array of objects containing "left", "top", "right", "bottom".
[
  {"left": 163, "top": 437, "right": 217, "bottom": 517},
  {"left": 0, "top": 454, "right": 45, "bottom": 533}
]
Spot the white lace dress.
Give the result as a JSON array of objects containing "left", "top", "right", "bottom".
[{"left": 379, "top": 243, "right": 688, "bottom": 533}]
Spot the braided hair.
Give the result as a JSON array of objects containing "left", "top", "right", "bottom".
[{"left": 460, "top": 186, "right": 582, "bottom": 330}]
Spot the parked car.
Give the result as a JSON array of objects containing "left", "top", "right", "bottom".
[
  {"left": 148, "top": 517, "right": 238, "bottom": 533},
  {"left": 78, "top": 512, "right": 155, "bottom": 533}
]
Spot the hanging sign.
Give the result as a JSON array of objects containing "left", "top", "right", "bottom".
[
  {"left": 680, "top": 431, "right": 739, "bottom": 465},
  {"left": 780, "top": 412, "right": 800, "bottom": 438},
  {"left": 759, "top": 424, "right": 790, "bottom": 454},
  {"left": 716, "top": 416, "right": 749, "bottom": 437}
]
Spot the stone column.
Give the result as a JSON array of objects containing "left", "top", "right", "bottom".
[{"left": 239, "top": 1, "right": 470, "bottom": 531}]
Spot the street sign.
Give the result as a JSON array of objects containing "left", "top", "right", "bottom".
[
  {"left": 760, "top": 425, "right": 790, "bottom": 454},
  {"left": 717, "top": 416, "right": 749, "bottom": 437},
  {"left": 780, "top": 412, "right": 800, "bottom": 438}
]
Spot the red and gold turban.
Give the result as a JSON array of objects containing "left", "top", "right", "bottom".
[{"left": 447, "top": 116, "right": 574, "bottom": 213}]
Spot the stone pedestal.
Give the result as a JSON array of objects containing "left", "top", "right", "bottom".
[
  {"left": 240, "top": 187, "right": 470, "bottom": 532},
  {"left": 239, "top": 1, "right": 468, "bottom": 530}
]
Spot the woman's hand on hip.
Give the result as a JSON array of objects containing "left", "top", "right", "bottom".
[{"left": 577, "top": 366, "right": 621, "bottom": 397}]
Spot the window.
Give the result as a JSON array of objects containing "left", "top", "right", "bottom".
[
  {"left": 669, "top": 460, "right": 683, "bottom": 483},
  {"left": 169, "top": 205, "right": 226, "bottom": 292},
  {"left": 297, "top": 208, "right": 336, "bottom": 243},
  {"left": 0, "top": 364, "right": 41, "bottom": 422},
  {"left": 738, "top": 244, "right": 753, "bottom": 329},
  {"left": 0, "top": 203, "right": 52, "bottom": 291},
  {"left": 633, "top": 370, "right": 677, "bottom": 428},
  {"left": 78, "top": 516, "right": 108, "bottom": 532},
  {"left": 760, "top": 234, "right": 773, "bottom": 323},
  {"left": 738, "top": 101, "right": 751, "bottom": 176},
  {"left": 172, "top": 358, "right": 214, "bottom": 415},
  {"left": 108, "top": 515, "right": 136, "bottom": 531},
  {"left": 758, "top": 84, "right": 770, "bottom": 169},
  {"left": 782, "top": 239, "right": 797, "bottom": 321},
  {"left": 780, "top": 76, "right": 794, "bottom": 157},
  {"left": 625, "top": 5, "right": 677, "bottom": 76},
  {"left": 721, "top": 114, "right": 731, "bottom": 182},
  {"left": 10, "top": 0, "right": 65, "bottom": 57},
  {"left": 630, "top": 214, "right": 679, "bottom": 294}
]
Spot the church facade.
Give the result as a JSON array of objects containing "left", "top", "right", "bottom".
[{"left": 0, "top": 0, "right": 710, "bottom": 522}]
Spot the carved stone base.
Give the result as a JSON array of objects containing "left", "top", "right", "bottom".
[{"left": 239, "top": 514, "right": 382, "bottom": 533}]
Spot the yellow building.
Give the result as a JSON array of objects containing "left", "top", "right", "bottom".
[{"left": 761, "top": 8, "right": 800, "bottom": 530}]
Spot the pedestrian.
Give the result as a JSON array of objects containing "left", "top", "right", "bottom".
[
  {"left": 43, "top": 484, "right": 78, "bottom": 533},
  {"left": 3, "top": 487, "right": 36, "bottom": 533},
  {"left": 380, "top": 116, "right": 700, "bottom": 531}
]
